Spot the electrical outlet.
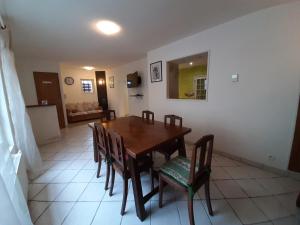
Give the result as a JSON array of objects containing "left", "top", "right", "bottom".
[{"left": 268, "top": 155, "right": 276, "bottom": 161}]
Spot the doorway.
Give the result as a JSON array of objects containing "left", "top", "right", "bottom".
[
  {"left": 288, "top": 96, "right": 300, "bottom": 172},
  {"left": 33, "top": 72, "right": 65, "bottom": 128}
]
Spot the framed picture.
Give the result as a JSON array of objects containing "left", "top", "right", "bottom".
[
  {"left": 109, "top": 76, "right": 114, "bottom": 88},
  {"left": 150, "top": 61, "right": 162, "bottom": 82}
]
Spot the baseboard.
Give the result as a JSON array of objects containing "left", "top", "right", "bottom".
[{"left": 214, "top": 149, "right": 300, "bottom": 180}]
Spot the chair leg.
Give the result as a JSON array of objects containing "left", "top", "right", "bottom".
[
  {"left": 121, "top": 177, "right": 129, "bottom": 215},
  {"left": 104, "top": 162, "right": 110, "bottom": 190},
  {"left": 205, "top": 181, "right": 213, "bottom": 216},
  {"left": 187, "top": 195, "right": 195, "bottom": 225},
  {"left": 158, "top": 176, "right": 164, "bottom": 208},
  {"left": 109, "top": 167, "right": 115, "bottom": 196},
  {"left": 149, "top": 168, "right": 154, "bottom": 191},
  {"left": 96, "top": 152, "right": 102, "bottom": 178}
]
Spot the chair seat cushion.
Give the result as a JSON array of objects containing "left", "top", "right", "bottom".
[{"left": 160, "top": 156, "right": 192, "bottom": 187}]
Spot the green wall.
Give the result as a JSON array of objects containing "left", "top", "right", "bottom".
[{"left": 178, "top": 65, "right": 207, "bottom": 99}]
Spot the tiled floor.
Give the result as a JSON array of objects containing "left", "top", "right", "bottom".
[{"left": 28, "top": 123, "right": 300, "bottom": 225}]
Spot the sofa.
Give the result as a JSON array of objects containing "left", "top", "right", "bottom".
[{"left": 65, "top": 102, "right": 105, "bottom": 123}]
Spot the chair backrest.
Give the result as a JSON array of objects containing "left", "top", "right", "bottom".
[
  {"left": 142, "top": 110, "right": 154, "bottom": 122},
  {"left": 94, "top": 123, "right": 109, "bottom": 155},
  {"left": 107, "top": 129, "right": 126, "bottom": 170},
  {"left": 188, "top": 135, "right": 214, "bottom": 185},
  {"left": 164, "top": 114, "right": 182, "bottom": 127}
]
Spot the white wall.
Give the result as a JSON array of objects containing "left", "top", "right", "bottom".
[
  {"left": 15, "top": 57, "right": 60, "bottom": 105},
  {"left": 27, "top": 105, "right": 61, "bottom": 145},
  {"left": 107, "top": 58, "right": 149, "bottom": 117},
  {"left": 147, "top": 2, "right": 300, "bottom": 170},
  {"left": 60, "top": 64, "right": 99, "bottom": 104}
]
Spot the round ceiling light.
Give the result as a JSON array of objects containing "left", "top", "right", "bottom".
[
  {"left": 82, "top": 66, "right": 95, "bottom": 71},
  {"left": 96, "top": 20, "right": 121, "bottom": 35}
]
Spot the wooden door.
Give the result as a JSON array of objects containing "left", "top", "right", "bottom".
[
  {"left": 289, "top": 96, "right": 300, "bottom": 172},
  {"left": 33, "top": 72, "right": 65, "bottom": 128}
]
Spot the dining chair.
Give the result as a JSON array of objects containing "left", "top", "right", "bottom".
[
  {"left": 159, "top": 135, "right": 214, "bottom": 225},
  {"left": 157, "top": 114, "right": 183, "bottom": 160},
  {"left": 94, "top": 123, "right": 110, "bottom": 190},
  {"left": 102, "top": 109, "right": 116, "bottom": 121},
  {"left": 107, "top": 129, "right": 154, "bottom": 215},
  {"left": 142, "top": 110, "right": 154, "bottom": 122}
]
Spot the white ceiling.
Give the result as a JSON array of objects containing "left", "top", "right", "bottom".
[{"left": 1, "top": 0, "right": 296, "bottom": 68}]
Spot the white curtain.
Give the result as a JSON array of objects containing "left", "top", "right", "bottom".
[
  {"left": 0, "top": 25, "right": 41, "bottom": 224},
  {"left": 0, "top": 68, "right": 33, "bottom": 225},
  {"left": 0, "top": 29, "right": 43, "bottom": 178}
]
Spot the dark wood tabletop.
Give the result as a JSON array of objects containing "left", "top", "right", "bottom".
[{"left": 100, "top": 116, "right": 191, "bottom": 158}]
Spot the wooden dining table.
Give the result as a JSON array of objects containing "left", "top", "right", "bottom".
[{"left": 89, "top": 116, "right": 191, "bottom": 221}]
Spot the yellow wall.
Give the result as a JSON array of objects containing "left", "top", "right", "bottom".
[{"left": 178, "top": 65, "right": 207, "bottom": 99}]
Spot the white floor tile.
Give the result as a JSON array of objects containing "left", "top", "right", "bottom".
[
  {"left": 215, "top": 180, "right": 247, "bottom": 198},
  {"left": 72, "top": 170, "right": 95, "bottom": 182},
  {"left": 272, "top": 216, "right": 300, "bottom": 225},
  {"left": 223, "top": 167, "right": 251, "bottom": 179},
  {"left": 197, "top": 182, "right": 224, "bottom": 200},
  {"left": 274, "top": 177, "right": 300, "bottom": 193},
  {"left": 177, "top": 200, "right": 212, "bottom": 225},
  {"left": 28, "top": 183, "right": 47, "bottom": 200},
  {"left": 91, "top": 201, "right": 123, "bottom": 225},
  {"left": 33, "top": 183, "right": 67, "bottom": 201},
  {"left": 79, "top": 182, "right": 106, "bottom": 201},
  {"left": 202, "top": 199, "right": 242, "bottom": 225},
  {"left": 29, "top": 201, "right": 50, "bottom": 223},
  {"left": 56, "top": 183, "right": 88, "bottom": 201},
  {"left": 211, "top": 167, "right": 232, "bottom": 180},
  {"left": 236, "top": 179, "right": 270, "bottom": 197},
  {"left": 35, "top": 202, "right": 74, "bottom": 225},
  {"left": 227, "top": 198, "right": 268, "bottom": 224},
  {"left": 121, "top": 201, "right": 151, "bottom": 225},
  {"left": 256, "top": 178, "right": 287, "bottom": 195},
  {"left": 67, "top": 160, "right": 89, "bottom": 170},
  {"left": 276, "top": 192, "right": 300, "bottom": 215},
  {"left": 83, "top": 160, "right": 99, "bottom": 170},
  {"left": 51, "top": 170, "right": 79, "bottom": 183},
  {"left": 32, "top": 170, "right": 61, "bottom": 183},
  {"left": 62, "top": 202, "right": 100, "bottom": 225},
  {"left": 151, "top": 200, "right": 181, "bottom": 225},
  {"left": 252, "top": 196, "right": 291, "bottom": 220}
]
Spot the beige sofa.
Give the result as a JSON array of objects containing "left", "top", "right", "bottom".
[{"left": 65, "top": 102, "right": 104, "bottom": 123}]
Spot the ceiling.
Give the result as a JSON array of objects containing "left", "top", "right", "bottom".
[{"left": 1, "top": 0, "right": 296, "bottom": 69}]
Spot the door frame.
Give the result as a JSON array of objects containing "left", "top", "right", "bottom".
[{"left": 288, "top": 95, "right": 300, "bottom": 172}]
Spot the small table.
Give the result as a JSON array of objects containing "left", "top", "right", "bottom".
[{"left": 90, "top": 116, "right": 191, "bottom": 221}]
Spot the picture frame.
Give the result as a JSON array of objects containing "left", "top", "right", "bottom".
[
  {"left": 109, "top": 76, "right": 114, "bottom": 88},
  {"left": 150, "top": 61, "right": 162, "bottom": 83}
]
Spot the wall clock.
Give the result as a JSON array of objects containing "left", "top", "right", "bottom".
[{"left": 64, "top": 77, "right": 74, "bottom": 85}]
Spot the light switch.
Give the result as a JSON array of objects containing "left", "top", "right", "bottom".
[{"left": 231, "top": 74, "right": 239, "bottom": 82}]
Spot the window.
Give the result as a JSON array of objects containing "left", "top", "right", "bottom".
[
  {"left": 81, "top": 79, "right": 94, "bottom": 93},
  {"left": 167, "top": 51, "right": 209, "bottom": 100}
]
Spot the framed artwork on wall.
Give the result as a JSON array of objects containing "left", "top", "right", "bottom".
[
  {"left": 150, "top": 61, "right": 162, "bottom": 83},
  {"left": 109, "top": 76, "right": 114, "bottom": 88}
]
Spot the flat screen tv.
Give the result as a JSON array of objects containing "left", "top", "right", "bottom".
[{"left": 127, "top": 71, "right": 141, "bottom": 88}]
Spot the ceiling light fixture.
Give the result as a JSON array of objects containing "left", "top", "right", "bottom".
[
  {"left": 96, "top": 20, "right": 121, "bottom": 35},
  {"left": 189, "top": 62, "right": 193, "bottom": 65},
  {"left": 82, "top": 66, "right": 95, "bottom": 71}
]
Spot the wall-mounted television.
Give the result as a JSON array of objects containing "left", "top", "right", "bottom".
[{"left": 127, "top": 71, "right": 141, "bottom": 88}]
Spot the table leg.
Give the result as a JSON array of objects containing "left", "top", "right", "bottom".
[
  {"left": 92, "top": 127, "right": 98, "bottom": 162},
  {"left": 128, "top": 156, "right": 146, "bottom": 221},
  {"left": 297, "top": 192, "right": 300, "bottom": 208},
  {"left": 178, "top": 136, "right": 187, "bottom": 157}
]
